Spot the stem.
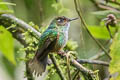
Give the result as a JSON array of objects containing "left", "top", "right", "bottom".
[
  {"left": 77, "top": 59, "right": 109, "bottom": 66},
  {"left": 72, "top": 70, "right": 79, "bottom": 80},
  {"left": 71, "top": 59, "right": 94, "bottom": 80},
  {"left": 74, "top": 0, "right": 111, "bottom": 60},
  {"left": 66, "top": 54, "right": 71, "bottom": 80},
  {"left": 106, "top": 24, "right": 113, "bottom": 39},
  {"left": 49, "top": 54, "right": 66, "bottom": 80}
]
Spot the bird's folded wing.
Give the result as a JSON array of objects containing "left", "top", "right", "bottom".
[{"left": 35, "top": 30, "right": 58, "bottom": 60}]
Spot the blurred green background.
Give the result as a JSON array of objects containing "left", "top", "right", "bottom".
[{"left": 1, "top": 0, "right": 120, "bottom": 80}]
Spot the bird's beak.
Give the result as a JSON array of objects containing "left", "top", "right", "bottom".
[
  {"left": 68, "top": 17, "right": 79, "bottom": 22},
  {"left": 102, "top": 18, "right": 109, "bottom": 21}
]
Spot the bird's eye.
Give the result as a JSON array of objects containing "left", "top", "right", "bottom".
[
  {"left": 57, "top": 19, "right": 61, "bottom": 22},
  {"left": 57, "top": 18, "right": 64, "bottom": 23},
  {"left": 57, "top": 19, "right": 63, "bottom": 22}
]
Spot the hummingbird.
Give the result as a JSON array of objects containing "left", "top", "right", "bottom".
[{"left": 29, "top": 16, "right": 78, "bottom": 76}]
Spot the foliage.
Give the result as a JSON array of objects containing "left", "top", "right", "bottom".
[
  {"left": 66, "top": 40, "right": 78, "bottom": 50},
  {"left": 0, "top": 1, "right": 15, "bottom": 14},
  {"left": 109, "top": 28, "right": 120, "bottom": 80},
  {"left": 0, "top": 26, "right": 15, "bottom": 64},
  {"left": 88, "top": 25, "right": 116, "bottom": 39},
  {"left": 0, "top": 1, "right": 17, "bottom": 64},
  {"left": 1, "top": 0, "right": 120, "bottom": 80}
]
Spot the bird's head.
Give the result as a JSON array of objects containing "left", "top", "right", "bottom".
[
  {"left": 48, "top": 16, "right": 78, "bottom": 29},
  {"left": 55, "top": 16, "right": 78, "bottom": 26}
]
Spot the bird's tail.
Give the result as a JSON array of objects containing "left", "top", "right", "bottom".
[{"left": 28, "top": 55, "right": 48, "bottom": 76}]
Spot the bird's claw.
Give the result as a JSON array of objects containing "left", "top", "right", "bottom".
[{"left": 57, "top": 51, "right": 67, "bottom": 57}]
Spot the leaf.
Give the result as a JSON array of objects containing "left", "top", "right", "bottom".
[
  {"left": 0, "top": 26, "right": 16, "bottom": 64},
  {"left": 0, "top": 2, "right": 16, "bottom": 6},
  {"left": 0, "top": 1, "right": 15, "bottom": 14},
  {"left": 87, "top": 25, "right": 116, "bottom": 40},
  {"left": 109, "top": 29, "right": 120, "bottom": 80}
]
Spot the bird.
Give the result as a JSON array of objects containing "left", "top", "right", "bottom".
[{"left": 28, "top": 16, "right": 78, "bottom": 76}]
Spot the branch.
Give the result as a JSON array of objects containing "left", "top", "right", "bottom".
[
  {"left": 2, "top": 14, "right": 41, "bottom": 36},
  {"left": 77, "top": 59, "right": 109, "bottom": 66},
  {"left": 0, "top": 16, "right": 26, "bottom": 45},
  {"left": 74, "top": 0, "right": 111, "bottom": 60},
  {"left": 66, "top": 54, "right": 71, "bottom": 80},
  {"left": 65, "top": 51, "right": 96, "bottom": 79},
  {"left": 71, "top": 59, "right": 95, "bottom": 79}
]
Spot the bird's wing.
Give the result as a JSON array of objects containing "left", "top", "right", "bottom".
[
  {"left": 29, "top": 30, "right": 58, "bottom": 75},
  {"left": 35, "top": 29, "right": 58, "bottom": 60}
]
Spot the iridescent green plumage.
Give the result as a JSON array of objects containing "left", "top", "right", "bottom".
[{"left": 29, "top": 16, "right": 78, "bottom": 75}]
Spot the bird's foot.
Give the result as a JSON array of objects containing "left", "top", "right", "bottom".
[{"left": 57, "top": 51, "right": 66, "bottom": 57}]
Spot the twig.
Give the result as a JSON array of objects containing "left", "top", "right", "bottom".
[
  {"left": 90, "top": 0, "right": 120, "bottom": 12},
  {"left": 49, "top": 54, "right": 66, "bottom": 80},
  {"left": 66, "top": 53, "right": 71, "bottom": 80},
  {"left": 71, "top": 59, "right": 95, "bottom": 79},
  {"left": 72, "top": 70, "right": 79, "bottom": 80},
  {"left": 106, "top": 24, "right": 113, "bottom": 38},
  {"left": 64, "top": 51, "right": 96, "bottom": 80},
  {"left": 74, "top": 0, "right": 111, "bottom": 60},
  {"left": 77, "top": 59, "right": 109, "bottom": 66}
]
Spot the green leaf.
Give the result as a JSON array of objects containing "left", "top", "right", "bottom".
[
  {"left": 0, "top": 1, "right": 15, "bottom": 14},
  {"left": 109, "top": 29, "right": 120, "bottom": 80},
  {"left": 109, "top": 31, "right": 120, "bottom": 80},
  {"left": 0, "top": 26, "right": 16, "bottom": 64},
  {"left": 0, "top": 2, "right": 16, "bottom": 6},
  {"left": 87, "top": 25, "right": 116, "bottom": 40}
]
